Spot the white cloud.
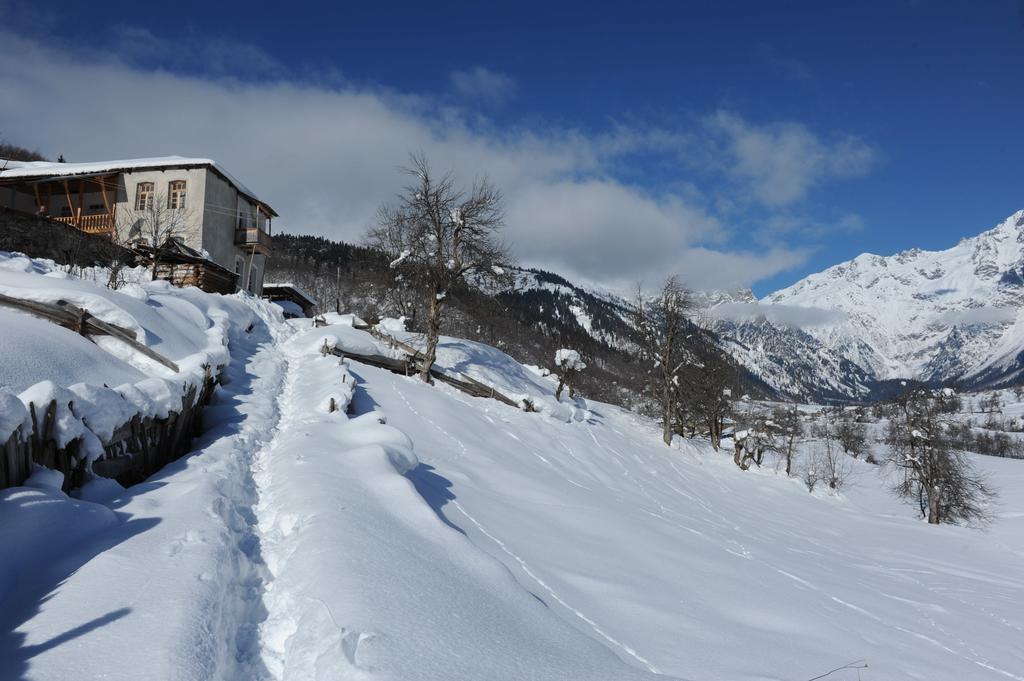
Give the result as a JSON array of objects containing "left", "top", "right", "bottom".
[
  {"left": 507, "top": 181, "right": 725, "bottom": 290},
  {"left": 672, "top": 249, "right": 811, "bottom": 294},
  {"left": 708, "top": 111, "right": 876, "bottom": 206},
  {"left": 709, "top": 301, "right": 846, "bottom": 328},
  {"left": 0, "top": 31, "right": 820, "bottom": 291},
  {"left": 450, "top": 66, "right": 517, "bottom": 105}
]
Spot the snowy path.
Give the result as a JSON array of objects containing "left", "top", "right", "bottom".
[
  {"left": 246, "top": 328, "right": 662, "bottom": 681},
  {"left": 0, "top": 314, "right": 288, "bottom": 681}
]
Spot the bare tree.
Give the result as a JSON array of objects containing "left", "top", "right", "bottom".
[
  {"left": 885, "top": 389, "right": 996, "bottom": 525},
  {"left": 632, "top": 276, "right": 695, "bottom": 445},
  {"left": 554, "top": 348, "right": 586, "bottom": 401},
  {"left": 802, "top": 415, "right": 850, "bottom": 492},
  {"left": 731, "top": 404, "right": 793, "bottom": 470},
  {"left": 835, "top": 413, "right": 867, "bottom": 458},
  {"left": 771, "top": 402, "right": 803, "bottom": 476},
  {"left": 367, "top": 154, "right": 511, "bottom": 381},
  {"left": 979, "top": 391, "right": 1002, "bottom": 415},
  {"left": 817, "top": 415, "right": 851, "bottom": 490},
  {"left": 115, "top": 190, "right": 194, "bottom": 282}
]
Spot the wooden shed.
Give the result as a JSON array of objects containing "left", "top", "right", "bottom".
[{"left": 263, "top": 282, "right": 318, "bottom": 318}]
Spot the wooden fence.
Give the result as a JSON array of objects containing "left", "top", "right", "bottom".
[
  {"left": 1, "top": 367, "right": 218, "bottom": 492},
  {"left": 0, "top": 292, "right": 213, "bottom": 491},
  {"left": 317, "top": 327, "right": 531, "bottom": 412}
]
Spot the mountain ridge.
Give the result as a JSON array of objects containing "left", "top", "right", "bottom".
[{"left": 708, "top": 209, "right": 1024, "bottom": 400}]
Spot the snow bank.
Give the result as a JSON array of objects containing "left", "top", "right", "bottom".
[
  {"left": 0, "top": 487, "right": 118, "bottom": 605},
  {"left": 360, "top": 327, "right": 593, "bottom": 420},
  {"left": 0, "top": 391, "right": 30, "bottom": 444},
  {"left": 254, "top": 320, "right": 660, "bottom": 681},
  {"left": 280, "top": 324, "right": 357, "bottom": 416},
  {"left": 378, "top": 316, "right": 407, "bottom": 333},
  {"left": 271, "top": 299, "right": 304, "bottom": 318},
  {"left": 0, "top": 303, "right": 286, "bottom": 680},
  {"left": 0, "top": 251, "right": 259, "bottom": 475}
]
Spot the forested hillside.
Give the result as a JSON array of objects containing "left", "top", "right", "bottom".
[{"left": 266, "top": 233, "right": 773, "bottom": 410}]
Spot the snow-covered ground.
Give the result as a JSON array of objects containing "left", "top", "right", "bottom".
[
  {"left": 338, "top": 330, "right": 1024, "bottom": 681},
  {"left": 1, "top": 259, "right": 1023, "bottom": 680}
]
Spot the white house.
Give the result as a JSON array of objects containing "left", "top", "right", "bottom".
[{"left": 0, "top": 156, "right": 276, "bottom": 294}]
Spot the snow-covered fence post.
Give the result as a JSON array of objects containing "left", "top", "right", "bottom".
[{"left": 0, "top": 426, "right": 31, "bottom": 489}]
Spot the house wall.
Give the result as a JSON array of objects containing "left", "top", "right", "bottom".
[
  {"left": 2, "top": 186, "right": 38, "bottom": 213},
  {"left": 203, "top": 171, "right": 267, "bottom": 294},
  {"left": 117, "top": 167, "right": 207, "bottom": 249}
]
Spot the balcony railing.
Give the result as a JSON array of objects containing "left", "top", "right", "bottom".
[
  {"left": 234, "top": 227, "right": 272, "bottom": 255},
  {"left": 52, "top": 213, "right": 115, "bottom": 235}
]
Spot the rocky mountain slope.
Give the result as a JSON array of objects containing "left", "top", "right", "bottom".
[
  {"left": 269, "top": 211, "right": 1024, "bottom": 404},
  {"left": 711, "top": 209, "right": 1024, "bottom": 401}
]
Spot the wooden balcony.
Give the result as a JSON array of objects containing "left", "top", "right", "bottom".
[
  {"left": 53, "top": 213, "right": 115, "bottom": 235},
  {"left": 234, "top": 227, "right": 272, "bottom": 255}
]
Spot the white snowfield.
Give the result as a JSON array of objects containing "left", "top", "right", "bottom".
[{"left": 0, "top": 260, "right": 1023, "bottom": 680}]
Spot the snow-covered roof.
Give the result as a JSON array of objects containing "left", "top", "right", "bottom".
[
  {"left": 262, "top": 282, "right": 317, "bottom": 307},
  {"left": 0, "top": 156, "right": 277, "bottom": 216}
]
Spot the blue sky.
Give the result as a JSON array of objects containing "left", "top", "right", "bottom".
[{"left": 2, "top": 1, "right": 1022, "bottom": 294}]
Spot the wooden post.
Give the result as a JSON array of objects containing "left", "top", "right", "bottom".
[
  {"left": 63, "top": 181, "right": 74, "bottom": 225},
  {"left": 77, "top": 178, "right": 85, "bottom": 227},
  {"left": 98, "top": 176, "right": 112, "bottom": 232}
]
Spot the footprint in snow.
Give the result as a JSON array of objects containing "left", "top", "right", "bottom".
[
  {"left": 165, "top": 530, "right": 202, "bottom": 556},
  {"left": 340, "top": 629, "right": 380, "bottom": 670}
]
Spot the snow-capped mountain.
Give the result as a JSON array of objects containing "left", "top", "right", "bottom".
[{"left": 712, "top": 209, "right": 1024, "bottom": 400}]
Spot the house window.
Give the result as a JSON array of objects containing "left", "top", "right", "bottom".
[
  {"left": 135, "top": 182, "right": 154, "bottom": 210},
  {"left": 168, "top": 180, "right": 186, "bottom": 209}
]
